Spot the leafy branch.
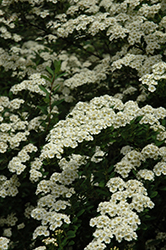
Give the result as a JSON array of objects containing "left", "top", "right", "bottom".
[{"left": 38, "top": 60, "right": 66, "bottom": 132}]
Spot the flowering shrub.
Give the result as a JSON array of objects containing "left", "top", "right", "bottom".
[{"left": 0, "top": 0, "right": 166, "bottom": 249}]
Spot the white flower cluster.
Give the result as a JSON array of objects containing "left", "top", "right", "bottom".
[
  {"left": 31, "top": 154, "right": 87, "bottom": 238},
  {"left": 0, "top": 213, "right": 18, "bottom": 228},
  {"left": 32, "top": 95, "right": 166, "bottom": 248},
  {"left": 3, "top": 228, "right": 12, "bottom": 237},
  {"left": 64, "top": 56, "right": 110, "bottom": 89},
  {"left": 111, "top": 53, "right": 162, "bottom": 78},
  {"left": 31, "top": 210, "right": 70, "bottom": 239},
  {"left": 114, "top": 143, "right": 166, "bottom": 180},
  {"left": 85, "top": 178, "right": 154, "bottom": 249},
  {"left": 10, "top": 73, "right": 47, "bottom": 96},
  {"left": 8, "top": 144, "right": 38, "bottom": 175},
  {"left": 0, "top": 96, "right": 25, "bottom": 115},
  {"left": 84, "top": 140, "right": 166, "bottom": 249},
  {"left": 29, "top": 158, "right": 43, "bottom": 182},
  {"left": 0, "top": 41, "right": 50, "bottom": 79},
  {"left": 0, "top": 237, "right": 10, "bottom": 250},
  {"left": 0, "top": 10, "right": 22, "bottom": 42},
  {"left": 24, "top": 203, "right": 35, "bottom": 219},
  {"left": 28, "top": 115, "right": 47, "bottom": 132},
  {"left": 42, "top": 236, "right": 58, "bottom": 246},
  {"left": 0, "top": 174, "right": 20, "bottom": 198},
  {"left": 43, "top": 0, "right": 165, "bottom": 92},
  {"left": 139, "top": 61, "right": 166, "bottom": 92},
  {"left": 40, "top": 95, "right": 166, "bottom": 160},
  {"left": 0, "top": 0, "right": 163, "bottom": 97},
  {"left": 0, "top": 96, "right": 31, "bottom": 151}
]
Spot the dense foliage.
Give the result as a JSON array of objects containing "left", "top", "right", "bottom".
[{"left": 0, "top": 0, "right": 166, "bottom": 249}]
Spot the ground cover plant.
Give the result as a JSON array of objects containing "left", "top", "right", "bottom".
[{"left": 0, "top": 0, "right": 166, "bottom": 249}]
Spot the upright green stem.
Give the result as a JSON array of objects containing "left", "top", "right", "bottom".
[{"left": 46, "top": 74, "right": 56, "bottom": 132}]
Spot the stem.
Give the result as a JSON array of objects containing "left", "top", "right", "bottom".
[{"left": 46, "top": 74, "right": 56, "bottom": 132}]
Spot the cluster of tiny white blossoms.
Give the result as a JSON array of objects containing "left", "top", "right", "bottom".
[
  {"left": 10, "top": 73, "right": 47, "bottom": 96},
  {"left": 0, "top": 213, "right": 20, "bottom": 243},
  {"left": 31, "top": 154, "right": 87, "bottom": 239},
  {"left": 0, "top": 213, "right": 18, "bottom": 229},
  {"left": 0, "top": 9, "right": 21, "bottom": 42},
  {"left": 0, "top": 236, "right": 10, "bottom": 250},
  {"left": 29, "top": 158, "right": 43, "bottom": 182},
  {"left": 42, "top": 236, "right": 58, "bottom": 246},
  {"left": 111, "top": 53, "right": 162, "bottom": 77},
  {"left": 114, "top": 143, "right": 166, "bottom": 179},
  {"left": 7, "top": 143, "right": 38, "bottom": 175},
  {"left": 0, "top": 174, "right": 20, "bottom": 198},
  {"left": 85, "top": 178, "right": 154, "bottom": 250},
  {"left": 0, "top": 41, "right": 51, "bottom": 79},
  {"left": 40, "top": 95, "right": 166, "bottom": 160},
  {"left": 139, "top": 61, "right": 166, "bottom": 92},
  {"left": 63, "top": 56, "right": 110, "bottom": 89},
  {"left": 0, "top": 96, "right": 31, "bottom": 151}
]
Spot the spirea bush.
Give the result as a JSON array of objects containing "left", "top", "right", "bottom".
[{"left": 0, "top": 0, "right": 166, "bottom": 249}]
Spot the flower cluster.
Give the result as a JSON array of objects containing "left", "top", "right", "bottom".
[
  {"left": 139, "top": 61, "right": 166, "bottom": 92},
  {"left": 10, "top": 73, "right": 47, "bottom": 96},
  {"left": 30, "top": 154, "right": 87, "bottom": 239},
  {"left": 8, "top": 144, "right": 37, "bottom": 175},
  {"left": 0, "top": 237, "right": 10, "bottom": 250},
  {"left": 39, "top": 96, "right": 166, "bottom": 162},
  {"left": 0, "top": 174, "right": 20, "bottom": 198},
  {"left": 113, "top": 143, "right": 166, "bottom": 181},
  {"left": 86, "top": 178, "right": 154, "bottom": 249}
]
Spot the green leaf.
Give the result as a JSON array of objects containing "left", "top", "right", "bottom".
[
  {"left": 99, "top": 181, "right": 105, "bottom": 187},
  {"left": 43, "top": 97, "right": 50, "bottom": 103},
  {"left": 51, "top": 98, "right": 64, "bottom": 109},
  {"left": 109, "top": 172, "right": 115, "bottom": 178},
  {"left": 159, "top": 186, "right": 166, "bottom": 191},
  {"left": 41, "top": 74, "right": 52, "bottom": 82},
  {"left": 77, "top": 209, "right": 85, "bottom": 217},
  {"left": 55, "top": 72, "right": 67, "bottom": 79},
  {"left": 53, "top": 60, "right": 61, "bottom": 74},
  {"left": 145, "top": 215, "right": 151, "bottom": 219},
  {"left": 37, "top": 105, "right": 48, "bottom": 115},
  {"left": 132, "top": 169, "right": 137, "bottom": 176},
  {"left": 0, "top": 164, "right": 6, "bottom": 170},
  {"left": 108, "top": 165, "right": 114, "bottom": 173},
  {"left": 67, "top": 230, "right": 75, "bottom": 239},
  {"left": 46, "top": 66, "right": 54, "bottom": 76},
  {"left": 68, "top": 240, "right": 75, "bottom": 246},
  {"left": 72, "top": 217, "right": 78, "bottom": 223},
  {"left": 141, "top": 223, "right": 148, "bottom": 230},
  {"left": 53, "top": 85, "right": 60, "bottom": 94},
  {"left": 38, "top": 85, "right": 50, "bottom": 97},
  {"left": 61, "top": 238, "right": 68, "bottom": 247},
  {"left": 150, "top": 191, "right": 158, "bottom": 198}
]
